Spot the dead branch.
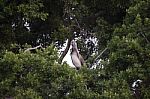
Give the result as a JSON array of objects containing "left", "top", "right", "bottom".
[{"left": 24, "top": 44, "right": 43, "bottom": 53}]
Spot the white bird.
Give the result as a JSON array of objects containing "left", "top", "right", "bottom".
[{"left": 70, "top": 40, "right": 85, "bottom": 70}]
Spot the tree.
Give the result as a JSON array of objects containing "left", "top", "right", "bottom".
[
  {"left": 0, "top": 46, "right": 132, "bottom": 98},
  {"left": 107, "top": 0, "right": 150, "bottom": 98}
]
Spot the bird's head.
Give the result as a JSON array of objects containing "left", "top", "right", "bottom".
[{"left": 71, "top": 40, "right": 77, "bottom": 48}]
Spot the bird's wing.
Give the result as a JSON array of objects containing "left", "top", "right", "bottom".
[
  {"left": 78, "top": 53, "right": 85, "bottom": 65},
  {"left": 71, "top": 52, "right": 82, "bottom": 68}
]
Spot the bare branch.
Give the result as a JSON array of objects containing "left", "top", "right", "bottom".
[
  {"left": 24, "top": 44, "right": 43, "bottom": 53},
  {"left": 95, "top": 47, "right": 108, "bottom": 61},
  {"left": 90, "top": 47, "right": 108, "bottom": 67}
]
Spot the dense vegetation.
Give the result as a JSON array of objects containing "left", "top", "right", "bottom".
[{"left": 0, "top": 0, "right": 150, "bottom": 98}]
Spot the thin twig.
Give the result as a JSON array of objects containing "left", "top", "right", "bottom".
[
  {"left": 91, "top": 47, "right": 108, "bottom": 67},
  {"left": 74, "top": 18, "right": 82, "bottom": 30},
  {"left": 95, "top": 47, "right": 108, "bottom": 61},
  {"left": 139, "top": 32, "right": 150, "bottom": 44}
]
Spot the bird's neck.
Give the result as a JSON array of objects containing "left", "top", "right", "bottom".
[{"left": 72, "top": 47, "right": 79, "bottom": 52}]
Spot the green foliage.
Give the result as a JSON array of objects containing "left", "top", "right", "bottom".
[
  {"left": 106, "top": 0, "right": 150, "bottom": 98},
  {"left": 0, "top": 46, "right": 134, "bottom": 98},
  {"left": 17, "top": 0, "right": 48, "bottom": 21},
  {"left": 0, "top": 46, "right": 58, "bottom": 98}
]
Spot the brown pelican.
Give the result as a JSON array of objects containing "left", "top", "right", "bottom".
[{"left": 70, "top": 40, "right": 84, "bottom": 70}]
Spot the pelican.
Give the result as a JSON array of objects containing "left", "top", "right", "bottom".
[{"left": 70, "top": 40, "right": 85, "bottom": 70}]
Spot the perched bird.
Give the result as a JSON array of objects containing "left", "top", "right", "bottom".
[{"left": 70, "top": 40, "right": 85, "bottom": 70}]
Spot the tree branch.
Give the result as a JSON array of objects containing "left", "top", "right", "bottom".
[
  {"left": 58, "top": 38, "right": 72, "bottom": 64},
  {"left": 95, "top": 47, "right": 108, "bottom": 61},
  {"left": 139, "top": 31, "right": 150, "bottom": 44},
  {"left": 90, "top": 47, "right": 108, "bottom": 67},
  {"left": 24, "top": 44, "right": 43, "bottom": 53}
]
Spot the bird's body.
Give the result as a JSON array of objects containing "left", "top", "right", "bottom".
[
  {"left": 70, "top": 40, "right": 84, "bottom": 70},
  {"left": 71, "top": 51, "right": 81, "bottom": 70}
]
